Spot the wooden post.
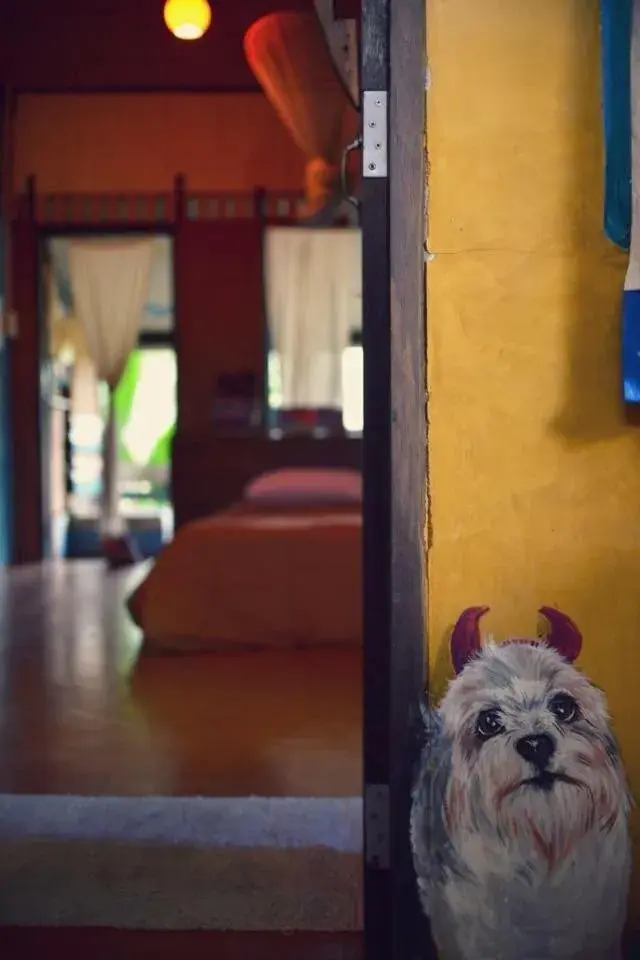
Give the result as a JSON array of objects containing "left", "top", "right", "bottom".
[
  {"left": 0, "top": 86, "right": 16, "bottom": 339},
  {"left": 252, "top": 185, "right": 267, "bottom": 222},
  {"left": 25, "top": 174, "right": 36, "bottom": 223},
  {"left": 253, "top": 186, "right": 268, "bottom": 425},
  {"left": 173, "top": 172, "right": 186, "bottom": 223}
]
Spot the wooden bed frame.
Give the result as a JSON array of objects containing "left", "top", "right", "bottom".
[{"left": 172, "top": 433, "right": 361, "bottom": 527}]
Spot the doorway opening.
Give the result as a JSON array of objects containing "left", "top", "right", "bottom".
[
  {"left": 1, "top": 0, "right": 427, "bottom": 951},
  {"left": 43, "top": 233, "right": 176, "bottom": 559}
]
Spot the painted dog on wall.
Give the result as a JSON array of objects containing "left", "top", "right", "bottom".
[{"left": 411, "top": 607, "right": 632, "bottom": 960}]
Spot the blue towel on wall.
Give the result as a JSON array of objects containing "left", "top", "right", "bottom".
[
  {"left": 620, "top": 0, "right": 640, "bottom": 402},
  {"left": 601, "top": 0, "right": 632, "bottom": 250}
]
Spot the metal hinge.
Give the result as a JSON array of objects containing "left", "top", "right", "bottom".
[
  {"left": 364, "top": 783, "right": 390, "bottom": 869},
  {"left": 362, "top": 91, "right": 388, "bottom": 179}
]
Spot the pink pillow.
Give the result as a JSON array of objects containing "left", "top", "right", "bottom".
[{"left": 243, "top": 468, "right": 362, "bottom": 505}]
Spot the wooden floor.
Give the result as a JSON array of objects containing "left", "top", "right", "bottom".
[{"left": 0, "top": 561, "right": 362, "bottom": 796}]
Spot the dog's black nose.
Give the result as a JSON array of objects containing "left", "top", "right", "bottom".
[{"left": 515, "top": 733, "right": 555, "bottom": 768}]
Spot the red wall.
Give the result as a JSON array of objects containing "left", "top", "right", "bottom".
[
  {"left": 0, "top": 0, "right": 312, "bottom": 92},
  {"left": 175, "top": 219, "right": 266, "bottom": 437},
  {"left": 14, "top": 94, "right": 305, "bottom": 193}
]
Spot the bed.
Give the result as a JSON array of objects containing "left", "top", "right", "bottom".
[{"left": 128, "top": 468, "right": 362, "bottom": 653}]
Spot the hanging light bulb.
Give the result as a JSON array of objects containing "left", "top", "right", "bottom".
[{"left": 164, "top": 0, "right": 212, "bottom": 41}]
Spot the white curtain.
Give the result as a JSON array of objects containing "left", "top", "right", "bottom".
[
  {"left": 67, "top": 238, "right": 154, "bottom": 536},
  {"left": 264, "top": 226, "right": 361, "bottom": 408}
]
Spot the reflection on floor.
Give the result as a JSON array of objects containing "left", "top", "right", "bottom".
[{"left": 0, "top": 561, "right": 362, "bottom": 797}]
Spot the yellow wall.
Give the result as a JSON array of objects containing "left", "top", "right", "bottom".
[{"left": 427, "top": 0, "right": 640, "bottom": 917}]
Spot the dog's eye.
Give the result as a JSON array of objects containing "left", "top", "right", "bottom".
[
  {"left": 476, "top": 709, "right": 505, "bottom": 740},
  {"left": 548, "top": 693, "right": 579, "bottom": 724}
]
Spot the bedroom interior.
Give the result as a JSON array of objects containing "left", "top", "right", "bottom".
[{"left": 0, "top": 0, "right": 380, "bottom": 956}]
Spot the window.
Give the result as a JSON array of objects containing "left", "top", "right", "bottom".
[
  {"left": 117, "top": 346, "right": 177, "bottom": 505},
  {"left": 69, "top": 346, "right": 176, "bottom": 516},
  {"left": 341, "top": 335, "right": 364, "bottom": 435},
  {"left": 264, "top": 226, "right": 362, "bottom": 434},
  {"left": 267, "top": 338, "right": 363, "bottom": 434}
]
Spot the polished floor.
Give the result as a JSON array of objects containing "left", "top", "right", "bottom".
[{"left": 0, "top": 561, "right": 362, "bottom": 796}]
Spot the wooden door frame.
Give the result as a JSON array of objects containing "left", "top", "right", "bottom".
[
  {"left": 361, "top": 0, "right": 432, "bottom": 957},
  {"left": 8, "top": 185, "right": 42, "bottom": 564},
  {"left": 0, "top": 85, "right": 13, "bottom": 565}
]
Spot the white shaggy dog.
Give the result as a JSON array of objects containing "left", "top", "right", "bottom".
[{"left": 410, "top": 606, "right": 632, "bottom": 960}]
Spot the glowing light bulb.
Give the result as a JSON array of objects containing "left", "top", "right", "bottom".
[{"left": 163, "top": 0, "right": 212, "bottom": 41}]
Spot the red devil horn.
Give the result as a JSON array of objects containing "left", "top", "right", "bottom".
[
  {"left": 539, "top": 607, "right": 582, "bottom": 663},
  {"left": 450, "top": 606, "right": 490, "bottom": 674}
]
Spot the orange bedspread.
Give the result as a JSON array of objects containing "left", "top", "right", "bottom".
[{"left": 128, "top": 502, "right": 362, "bottom": 653}]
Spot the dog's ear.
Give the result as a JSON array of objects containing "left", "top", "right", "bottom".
[
  {"left": 450, "top": 607, "right": 489, "bottom": 674},
  {"left": 539, "top": 607, "right": 582, "bottom": 663}
]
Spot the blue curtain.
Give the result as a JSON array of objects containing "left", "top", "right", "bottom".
[{"left": 601, "top": 0, "right": 632, "bottom": 250}]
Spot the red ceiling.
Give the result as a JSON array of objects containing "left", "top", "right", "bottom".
[{"left": 0, "top": 0, "right": 319, "bottom": 92}]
